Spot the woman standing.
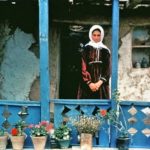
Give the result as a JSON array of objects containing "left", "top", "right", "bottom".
[{"left": 77, "top": 25, "right": 111, "bottom": 99}]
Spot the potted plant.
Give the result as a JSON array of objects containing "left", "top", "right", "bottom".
[
  {"left": 70, "top": 111, "right": 107, "bottom": 150},
  {"left": 10, "top": 120, "right": 27, "bottom": 150},
  {"left": 0, "top": 128, "right": 8, "bottom": 150},
  {"left": 53, "top": 121, "right": 71, "bottom": 149},
  {"left": 107, "top": 108, "right": 130, "bottom": 150},
  {"left": 107, "top": 90, "right": 130, "bottom": 150},
  {"left": 28, "top": 120, "right": 53, "bottom": 150}
]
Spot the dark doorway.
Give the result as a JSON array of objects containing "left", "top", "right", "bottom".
[{"left": 59, "top": 25, "right": 89, "bottom": 99}]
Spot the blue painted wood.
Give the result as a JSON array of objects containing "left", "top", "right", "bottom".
[
  {"left": 111, "top": 0, "right": 119, "bottom": 93},
  {"left": 111, "top": 0, "right": 120, "bottom": 147},
  {"left": 120, "top": 100, "right": 150, "bottom": 106},
  {"left": 56, "top": 100, "right": 150, "bottom": 148},
  {"left": 51, "top": 99, "right": 110, "bottom": 105},
  {"left": 0, "top": 100, "right": 40, "bottom": 106},
  {"left": 54, "top": 105, "right": 64, "bottom": 128},
  {"left": 119, "top": 103, "right": 150, "bottom": 148},
  {"left": 80, "top": 105, "right": 96, "bottom": 115},
  {"left": 119, "top": 99, "right": 150, "bottom": 148},
  {"left": 0, "top": 104, "right": 41, "bottom": 148},
  {"left": 39, "top": 0, "right": 50, "bottom": 121},
  {"left": 52, "top": 99, "right": 111, "bottom": 147}
]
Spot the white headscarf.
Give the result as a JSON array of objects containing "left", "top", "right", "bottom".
[{"left": 86, "top": 25, "right": 110, "bottom": 53}]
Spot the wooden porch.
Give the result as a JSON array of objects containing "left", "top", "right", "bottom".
[
  {"left": 0, "top": 0, "right": 150, "bottom": 149},
  {"left": 6, "top": 148, "right": 150, "bottom": 150}
]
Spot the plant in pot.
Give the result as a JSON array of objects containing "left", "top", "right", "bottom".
[
  {"left": 107, "top": 90, "right": 130, "bottom": 150},
  {"left": 70, "top": 111, "right": 107, "bottom": 150},
  {"left": 10, "top": 120, "right": 28, "bottom": 150},
  {"left": 0, "top": 128, "right": 8, "bottom": 150},
  {"left": 53, "top": 121, "right": 71, "bottom": 149},
  {"left": 28, "top": 120, "right": 53, "bottom": 150},
  {"left": 107, "top": 109, "right": 130, "bottom": 150}
]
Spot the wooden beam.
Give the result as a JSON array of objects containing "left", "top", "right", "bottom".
[
  {"left": 39, "top": 0, "right": 50, "bottom": 121},
  {"left": 111, "top": 0, "right": 119, "bottom": 146}
]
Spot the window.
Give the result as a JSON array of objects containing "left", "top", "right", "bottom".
[{"left": 132, "top": 26, "right": 150, "bottom": 68}]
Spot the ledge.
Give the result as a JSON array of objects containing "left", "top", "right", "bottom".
[{"left": 6, "top": 147, "right": 150, "bottom": 150}]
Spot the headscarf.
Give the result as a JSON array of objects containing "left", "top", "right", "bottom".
[{"left": 86, "top": 25, "right": 110, "bottom": 53}]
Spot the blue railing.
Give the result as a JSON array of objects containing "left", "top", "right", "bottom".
[
  {"left": 52, "top": 99, "right": 150, "bottom": 148},
  {"left": 52, "top": 99, "right": 111, "bottom": 147}
]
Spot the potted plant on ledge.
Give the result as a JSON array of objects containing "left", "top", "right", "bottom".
[
  {"left": 108, "top": 90, "right": 130, "bottom": 150},
  {"left": 28, "top": 120, "right": 53, "bottom": 150},
  {"left": 10, "top": 120, "right": 27, "bottom": 150},
  {"left": 107, "top": 108, "right": 130, "bottom": 150},
  {"left": 0, "top": 128, "right": 8, "bottom": 150},
  {"left": 53, "top": 121, "right": 71, "bottom": 149},
  {"left": 70, "top": 111, "right": 107, "bottom": 150}
]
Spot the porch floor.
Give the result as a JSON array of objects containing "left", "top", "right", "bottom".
[{"left": 7, "top": 147, "right": 150, "bottom": 150}]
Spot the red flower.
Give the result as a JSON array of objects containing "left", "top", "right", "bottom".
[
  {"left": 11, "top": 128, "right": 19, "bottom": 136},
  {"left": 100, "top": 110, "right": 107, "bottom": 117},
  {"left": 28, "top": 124, "right": 34, "bottom": 128},
  {"left": 46, "top": 123, "right": 53, "bottom": 133},
  {"left": 40, "top": 121, "right": 48, "bottom": 127}
]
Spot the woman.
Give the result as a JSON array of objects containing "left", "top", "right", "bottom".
[{"left": 77, "top": 25, "right": 111, "bottom": 99}]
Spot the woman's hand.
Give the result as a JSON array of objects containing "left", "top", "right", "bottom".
[
  {"left": 95, "top": 80, "right": 103, "bottom": 90},
  {"left": 88, "top": 83, "right": 97, "bottom": 92},
  {"left": 89, "top": 80, "right": 103, "bottom": 92}
]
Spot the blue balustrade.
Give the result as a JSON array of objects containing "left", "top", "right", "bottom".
[{"left": 52, "top": 99, "right": 111, "bottom": 147}]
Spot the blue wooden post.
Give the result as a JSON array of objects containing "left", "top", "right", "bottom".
[
  {"left": 39, "top": 0, "right": 50, "bottom": 121},
  {"left": 111, "top": 0, "right": 119, "bottom": 147},
  {"left": 111, "top": 0, "right": 119, "bottom": 93}
]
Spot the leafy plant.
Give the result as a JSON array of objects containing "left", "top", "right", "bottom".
[
  {"left": 11, "top": 120, "right": 27, "bottom": 136},
  {"left": 28, "top": 121, "right": 53, "bottom": 137},
  {"left": 53, "top": 121, "right": 71, "bottom": 140},
  {"left": 71, "top": 110, "right": 107, "bottom": 135},
  {"left": 0, "top": 128, "right": 4, "bottom": 136},
  {"left": 108, "top": 89, "right": 129, "bottom": 138}
]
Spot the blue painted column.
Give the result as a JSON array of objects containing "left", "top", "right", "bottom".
[
  {"left": 111, "top": 0, "right": 119, "bottom": 147},
  {"left": 111, "top": 0, "right": 119, "bottom": 93},
  {"left": 39, "top": 0, "right": 50, "bottom": 121}
]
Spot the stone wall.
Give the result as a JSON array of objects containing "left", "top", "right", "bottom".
[{"left": 118, "top": 17, "right": 150, "bottom": 101}]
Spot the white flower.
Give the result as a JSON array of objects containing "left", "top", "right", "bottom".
[
  {"left": 63, "top": 135, "right": 70, "bottom": 140},
  {"left": 50, "top": 129, "right": 54, "bottom": 135},
  {"left": 64, "top": 131, "right": 69, "bottom": 135}
]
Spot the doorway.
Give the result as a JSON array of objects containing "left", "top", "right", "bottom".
[{"left": 59, "top": 24, "right": 89, "bottom": 99}]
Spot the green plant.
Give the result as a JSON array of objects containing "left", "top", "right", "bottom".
[
  {"left": 108, "top": 89, "right": 129, "bottom": 138},
  {"left": 107, "top": 109, "right": 129, "bottom": 138},
  {"left": 28, "top": 121, "right": 53, "bottom": 137},
  {"left": 71, "top": 110, "right": 107, "bottom": 135},
  {"left": 53, "top": 122, "right": 71, "bottom": 140},
  {"left": 0, "top": 128, "right": 4, "bottom": 136},
  {"left": 11, "top": 120, "right": 27, "bottom": 136}
]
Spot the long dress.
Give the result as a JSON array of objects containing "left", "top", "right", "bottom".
[{"left": 77, "top": 45, "right": 111, "bottom": 99}]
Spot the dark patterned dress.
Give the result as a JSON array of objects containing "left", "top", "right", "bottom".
[{"left": 77, "top": 45, "right": 111, "bottom": 99}]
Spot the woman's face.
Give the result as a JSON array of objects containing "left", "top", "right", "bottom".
[{"left": 91, "top": 30, "right": 101, "bottom": 43}]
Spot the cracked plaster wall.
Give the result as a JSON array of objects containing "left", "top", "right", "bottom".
[
  {"left": 0, "top": 23, "right": 39, "bottom": 100},
  {"left": 118, "top": 18, "right": 150, "bottom": 101}
]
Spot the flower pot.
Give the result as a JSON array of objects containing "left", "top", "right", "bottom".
[
  {"left": 80, "top": 133, "right": 92, "bottom": 150},
  {"left": 116, "top": 137, "right": 130, "bottom": 150},
  {"left": 10, "top": 134, "right": 26, "bottom": 150},
  {"left": 31, "top": 136, "right": 47, "bottom": 150},
  {"left": 50, "top": 137, "right": 58, "bottom": 148},
  {"left": 57, "top": 139, "right": 71, "bottom": 149},
  {"left": 0, "top": 135, "right": 8, "bottom": 150}
]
